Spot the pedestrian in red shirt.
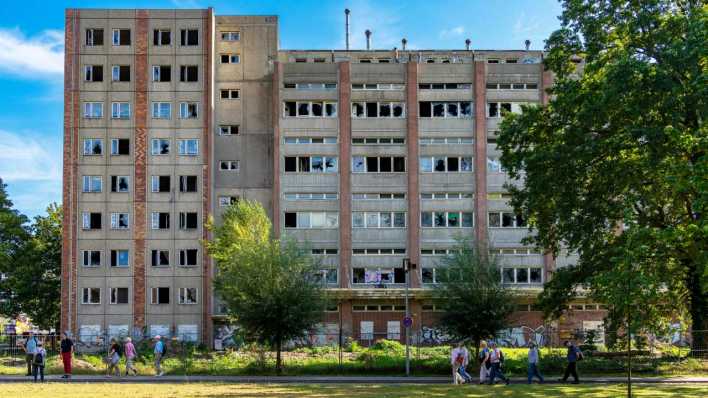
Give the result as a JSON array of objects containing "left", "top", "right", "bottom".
[{"left": 60, "top": 332, "right": 74, "bottom": 379}]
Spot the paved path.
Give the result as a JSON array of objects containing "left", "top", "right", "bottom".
[{"left": 0, "top": 375, "right": 706, "bottom": 384}]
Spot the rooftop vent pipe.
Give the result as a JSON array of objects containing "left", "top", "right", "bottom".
[
  {"left": 525, "top": 39, "right": 531, "bottom": 51},
  {"left": 345, "top": 9, "right": 351, "bottom": 50},
  {"left": 401, "top": 38, "right": 407, "bottom": 51},
  {"left": 465, "top": 38, "right": 471, "bottom": 51},
  {"left": 365, "top": 29, "right": 372, "bottom": 50}
]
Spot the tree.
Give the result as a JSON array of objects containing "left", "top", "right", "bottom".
[
  {"left": 205, "top": 200, "right": 326, "bottom": 372},
  {"left": 497, "top": 1, "right": 707, "bottom": 353},
  {"left": 434, "top": 240, "right": 516, "bottom": 355},
  {"left": 0, "top": 178, "right": 30, "bottom": 317}
]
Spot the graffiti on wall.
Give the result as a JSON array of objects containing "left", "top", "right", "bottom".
[
  {"left": 214, "top": 324, "right": 240, "bottom": 350},
  {"left": 494, "top": 326, "right": 546, "bottom": 347},
  {"left": 418, "top": 326, "right": 451, "bottom": 345}
]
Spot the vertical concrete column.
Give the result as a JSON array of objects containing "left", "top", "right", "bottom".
[
  {"left": 62, "top": 9, "right": 80, "bottom": 336},
  {"left": 132, "top": 10, "right": 149, "bottom": 333},
  {"left": 541, "top": 64, "right": 556, "bottom": 282},
  {"left": 272, "top": 62, "right": 283, "bottom": 236},
  {"left": 473, "top": 61, "right": 488, "bottom": 249},
  {"left": 405, "top": 62, "right": 420, "bottom": 287},
  {"left": 338, "top": 62, "right": 352, "bottom": 289},
  {"left": 201, "top": 7, "right": 214, "bottom": 346}
]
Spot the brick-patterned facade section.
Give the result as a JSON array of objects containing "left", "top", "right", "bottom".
[
  {"left": 405, "top": 62, "right": 420, "bottom": 287},
  {"left": 201, "top": 7, "right": 214, "bottom": 345},
  {"left": 473, "top": 61, "right": 488, "bottom": 247},
  {"left": 61, "top": 9, "right": 79, "bottom": 336},
  {"left": 272, "top": 62, "right": 282, "bottom": 236},
  {"left": 337, "top": 62, "right": 352, "bottom": 289},
  {"left": 132, "top": 10, "right": 149, "bottom": 331}
]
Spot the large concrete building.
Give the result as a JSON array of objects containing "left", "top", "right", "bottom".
[{"left": 61, "top": 7, "right": 605, "bottom": 347}]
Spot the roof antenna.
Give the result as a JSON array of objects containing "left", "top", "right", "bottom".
[
  {"left": 365, "top": 29, "right": 372, "bottom": 50},
  {"left": 465, "top": 38, "right": 471, "bottom": 51},
  {"left": 345, "top": 9, "right": 351, "bottom": 50},
  {"left": 401, "top": 38, "right": 407, "bottom": 51},
  {"left": 524, "top": 39, "right": 531, "bottom": 51}
]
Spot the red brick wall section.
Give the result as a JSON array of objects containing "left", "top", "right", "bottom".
[
  {"left": 406, "top": 62, "right": 420, "bottom": 287},
  {"left": 61, "top": 9, "right": 79, "bottom": 336},
  {"left": 338, "top": 62, "right": 352, "bottom": 289},
  {"left": 473, "top": 61, "right": 488, "bottom": 248},
  {"left": 339, "top": 300, "right": 353, "bottom": 337},
  {"left": 133, "top": 10, "right": 149, "bottom": 332},
  {"left": 272, "top": 62, "right": 282, "bottom": 236},
  {"left": 201, "top": 7, "right": 214, "bottom": 345}
]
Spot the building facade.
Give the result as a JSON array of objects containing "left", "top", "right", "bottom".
[{"left": 62, "top": 7, "right": 605, "bottom": 348}]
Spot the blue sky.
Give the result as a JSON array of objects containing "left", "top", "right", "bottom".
[{"left": 0, "top": 0, "right": 562, "bottom": 218}]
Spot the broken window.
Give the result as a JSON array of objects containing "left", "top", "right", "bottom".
[
  {"left": 312, "top": 102, "right": 323, "bottom": 116},
  {"left": 179, "top": 212, "right": 198, "bottom": 230},
  {"left": 177, "top": 139, "right": 199, "bottom": 156},
  {"left": 460, "top": 102, "right": 472, "bottom": 117},
  {"left": 151, "top": 287, "right": 170, "bottom": 304},
  {"left": 111, "top": 138, "right": 129, "bottom": 155},
  {"left": 179, "top": 288, "right": 198, "bottom": 304},
  {"left": 325, "top": 102, "right": 337, "bottom": 116},
  {"left": 179, "top": 65, "right": 198, "bottom": 82},
  {"left": 151, "top": 212, "right": 170, "bottom": 230},
  {"left": 109, "top": 288, "right": 129, "bottom": 305},
  {"left": 488, "top": 102, "right": 499, "bottom": 117},
  {"left": 298, "top": 156, "right": 311, "bottom": 172},
  {"left": 284, "top": 102, "right": 296, "bottom": 117},
  {"left": 82, "top": 176, "right": 102, "bottom": 193},
  {"left": 151, "top": 138, "right": 170, "bottom": 155},
  {"left": 219, "top": 160, "right": 239, "bottom": 170},
  {"left": 180, "top": 29, "right": 199, "bottom": 46},
  {"left": 352, "top": 103, "right": 365, "bottom": 117},
  {"left": 151, "top": 250, "right": 170, "bottom": 267},
  {"left": 379, "top": 103, "right": 391, "bottom": 117},
  {"left": 392, "top": 103, "right": 404, "bottom": 117},
  {"left": 111, "top": 65, "right": 130, "bottom": 82},
  {"left": 152, "top": 65, "right": 171, "bottom": 82},
  {"left": 110, "top": 176, "right": 129, "bottom": 193},
  {"left": 501, "top": 102, "right": 512, "bottom": 114},
  {"left": 82, "top": 212, "right": 101, "bottom": 230},
  {"left": 298, "top": 102, "right": 310, "bottom": 116},
  {"left": 151, "top": 175, "right": 170, "bottom": 193},
  {"left": 83, "top": 139, "right": 103, "bottom": 155},
  {"left": 82, "top": 288, "right": 101, "bottom": 304},
  {"left": 179, "top": 102, "right": 198, "bottom": 119},
  {"left": 220, "top": 89, "right": 240, "bottom": 99},
  {"left": 219, "top": 125, "right": 239, "bottom": 135},
  {"left": 86, "top": 28, "right": 104, "bottom": 46},
  {"left": 112, "top": 29, "right": 131, "bottom": 46},
  {"left": 110, "top": 213, "right": 130, "bottom": 230},
  {"left": 84, "top": 65, "right": 103, "bottom": 82},
  {"left": 179, "top": 175, "right": 198, "bottom": 192},
  {"left": 432, "top": 103, "right": 445, "bottom": 117},
  {"left": 179, "top": 249, "right": 198, "bottom": 266},
  {"left": 153, "top": 29, "right": 171, "bottom": 46},
  {"left": 82, "top": 250, "right": 101, "bottom": 267}
]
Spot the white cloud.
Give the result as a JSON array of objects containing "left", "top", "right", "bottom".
[
  {"left": 0, "top": 129, "right": 61, "bottom": 183},
  {"left": 0, "top": 28, "right": 64, "bottom": 78},
  {"left": 439, "top": 26, "right": 465, "bottom": 39}
]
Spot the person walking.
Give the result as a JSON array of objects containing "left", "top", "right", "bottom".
[
  {"left": 153, "top": 335, "right": 165, "bottom": 376},
  {"left": 527, "top": 342, "right": 544, "bottom": 384},
  {"left": 106, "top": 338, "right": 121, "bottom": 377},
  {"left": 60, "top": 332, "right": 74, "bottom": 379},
  {"left": 23, "top": 331, "right": 38, "bottom": 376},
  {"left": 32, "top": 341, "right": 47, "bottom": 383},
  {"left": 487, "top": 342, "right": 510, "bottom": 385},
  {"left": 124, "top": 337, "right": 138, "bottom": 376},
  {"left": 478, "top": 340, "right": 491, "bottom": 384},
  {"left": 560, "top": 340, "right": 583, "bottom": 383},
  {"left": 450, "top": 341, "right": 469, "bottom": 384}
]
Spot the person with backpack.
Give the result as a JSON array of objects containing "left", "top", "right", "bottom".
[
  {"left": 478, "top": 340, "right": 491, "bottom": 384},
  {"left": 60, "top": 332, "right": 74, "bottom": 379},
  {"left": 23, "top": 331, "right": 39, "bottom": 376},
  {"left": 106, "top": 338, "right": 121, "bottom": 377},
  {"left": 450, "top": 341, "right": 469, "bottom": 384},
  {"left": 124, "top": 337, "right": 138, "bottom": 376},
  {"left": 32, "top": 341, "right": 47, "bottom": 383},
  {"left": 487, "top": 342, "right": 510, "bottom": 385},
  {"left": 560, "top": 340, "right": 583, "bottom": 383},
  {"left": 527, "top": 342, "right": 544, "bottom": 384},
  {"left": 154, "top": 335, "right": 165, "bottom": 376}
]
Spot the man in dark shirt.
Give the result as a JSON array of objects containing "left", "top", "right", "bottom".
[
  {"left": 560, "top": 340, "right": 583, "bottom": 383},
  {"left": 60, "top": 332, "right": 74, "bottom": 379}
]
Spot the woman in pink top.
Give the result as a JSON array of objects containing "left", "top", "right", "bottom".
[{"left": 123, "top": 337, "right": 138, "bottom": 376}]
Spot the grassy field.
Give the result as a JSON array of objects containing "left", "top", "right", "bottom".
[
  {"left": 0, "top": 382, "right": 705, "bottom": 397},
  {"left": 1, "top": 340, "right": 705, "bottom": 377}
]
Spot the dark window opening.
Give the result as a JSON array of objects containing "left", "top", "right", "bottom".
[
  {"left": 419, "top": 102, "right": 431, "bottom": 117},
  {"left": 366, "top": 102, "right": 378, "bottom": 117},
  {"left": 393, "top": 157, "right": 406, "bottom": 172},
  {"left": 447, "top": 157, "right": 459, "bottom": 172},
  {"left": 394, "top": 268, "right": 405, "bottom": 284},
  {"left": 180, "top": 249, "right": 198, "bottom": 266},
  {"left": 284, "top": 157, "right": 297, "bottom": 172},
  {"left": 366, "top": 157, "right": 378, "bottom": 172},
  {"left": 180, "top": 212, "right": 198, "bottom": 229},
  {"left": 180, "top": 65, "right": 198, "bottom": 82},
  {"left": 179, "top": 175, "right": 198, "bottom": 193},
  {"left": 180, "top": 29, "right": 199, "bottom": 46},
  {"left": 284, "top": 212, "right": 297, "bottom": 228}
]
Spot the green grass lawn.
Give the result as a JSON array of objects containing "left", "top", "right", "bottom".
[{"left": 0, "top": 382, "right": 705, "bottom": 397}]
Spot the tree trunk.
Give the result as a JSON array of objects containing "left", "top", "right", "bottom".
[
  {"left": 688, "top": 260, "right": 708, "bottom": 358},
  {"left": 275, "top": 338, "right": 282, "bottom": 374}
]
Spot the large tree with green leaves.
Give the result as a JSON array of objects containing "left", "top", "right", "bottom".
[
  {"left": 205, "top": 200, "right": 326, "bottom": 371},
  {"left": 0, "top": 178, "right": 31, "bottom": 319},
  {"left": 497, "top": 0, "right": 707, "bottom": 352},
  {"left": 434, "top": 241, "right": 516, "bottom": 355}
]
